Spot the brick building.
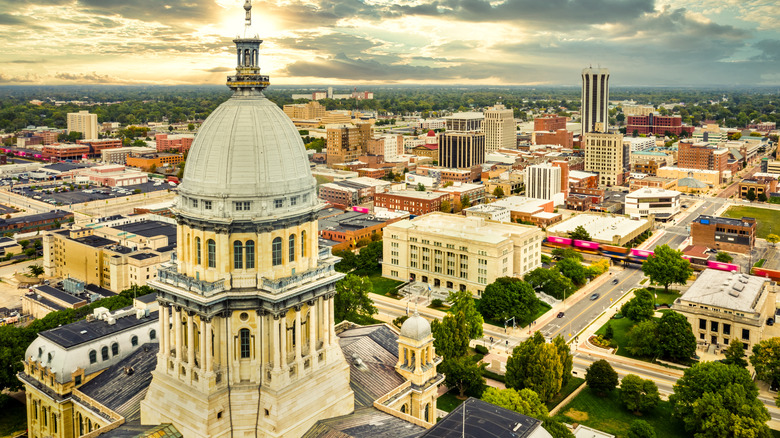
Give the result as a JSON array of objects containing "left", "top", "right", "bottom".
[
  {"left": 326, "top": 123, "right": 373, "bottom": 166},
  {"left": 534, "top": 129, "right": 573, "bottom": 148},
  {"left": 42, "top": 144, "right": 90, "bottom": 160},
  {"left": 76, "top": 138, "right": 123, "bottom": 155},
  {"left": 626, "top": 114, "right": 694, "bottom": 136},
  {"left": 155, "top": 133, "right": 194, "bottom": 153},
  {"left": 738, "top": 176, "right": 777, "bottom": 199},
  {"left": 690, "top": 215, "right": 756, "bottom": 254},
  {"left": 678, "top": 141, "right": 729, "bottom": 183},
  {"left": 533, "top": 115, "right": 567, "bottom": 132},
  {"left": 126, "top": 153, "right": 184, "bottom": 171},
  {"left": 374, "top": 191, "right": 451, "bottom": 216}
]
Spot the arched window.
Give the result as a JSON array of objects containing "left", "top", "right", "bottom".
[
  {"left": 47, "top": 352, "right": 52, "bottom": 364},
  {"left": 101, "top": 346, "right": 109, "bottom": 361},
  {"left": 239, "top": 328, "right": 251, "bottom": 359},
  {"left": 87, "top": 418, "right": 92, "bottom": 432},
  {"left": 207, "top": 239, "right": 216, "bottom": 268},
  {"left": 150, "top": 329, "right": 157, "bottom": 340},
  {"left": 424, "top": 403, "right": 430, "bottom": 422},
  {"left": 78, "top": 413, "right": 84, "bottom": 436},
  {"left": 195, "top": 237, "right": 201, "bottom": 265},
  {"left": 289, "top": 234, "right": 296, "bottom": 262},
  {"left": 89, "top": 350, "right": 97, "bottom": 364},
  {"left": 272, "top": 237, "right": 282, "bottom": 266},
  {"left": 245, "top": 240, "right": 255, "bottom": 269},
  {"left": 111, "top": 342, "right": 119, "bottom": 356},
  {"left": 131, "top": 335, "right": 139, "bottom": 347},
  {"left": 301, "top": 231, "right": 306, "bottom": 258},
  {"left": 233, "top": 240, "right": 243, "bottom": 269},
  {"left": 400, "top": 404, "right": 407, "bottom": 414},
  {"left": 38, "top": 347, "right": 43, "bottom": 359}
]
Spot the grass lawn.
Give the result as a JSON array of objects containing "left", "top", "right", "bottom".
[
  {"left": 367, "top": 273, "right": 403, "bottom": 297},
  {"left": 755, "top": 259, "right": 766, "bottom": 268},
  {"left": 437, "top": 391, "right": 465, "bottom": 413},
  {"left": 721, "top": 206, "right": 780, "bottom": 239},
  {"left": 646, "top": 288, "right": 681, "bottom": 307},
  {"left": 0, "top": 396, "right": 26, "bottom": 438},
  {"left": 553, "top": 387, "right": 687, "bottom": 438},
  {"left": 546, "top": 377, "right": 585, "bottom": 411}
]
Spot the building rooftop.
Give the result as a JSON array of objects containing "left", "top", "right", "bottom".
[
  {"left": 319, "top": 211, "right": 385, "bottom": 234},
  {"left": 0, "top": 210, "right": 72, "bottom": 227},
  {"left": 75, "top": 234, "right": 116, "bottom": 248},
  {"left": 39, "top": 306, "right": 159, "bottom": 349},
  {"left": 679, "top": 270, "right": 768, "bottom": 314},
  {"left": 389, "top": 212, "right": 540, "bottom": 245},
  {"left": 420, "top": 397, "right": 543, "bottom": 438},
  {"left": 626, "top": 188, "right": 681, "bottom": 199},
  {"left": 32, "top": 285, "right": 86, "bottom": 306},
  {"left": 436, "top": 183, "right": 483, "bottom": 194},
  {"left": 547, "top": 214, "right": 649, "bottom": 242},
  {"left": 443, "top": 112, "right": 484, "bottom": 120},
  {"left": 129, "top": 252, "right": 158, "bottom": 261},
  {"left": 381, "top": 191, "right": 448, "bottom": 200},
  {"left": 694, "top": 215, "right": 756, "bottom": 228},
  {"left": 113, "top": 220, "right": 177, "bottom": 244}
]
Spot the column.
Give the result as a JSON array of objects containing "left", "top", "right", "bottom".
[
  {"left": 328, "top": 295, "right": 336, "bottom": 344},
  {"left": 161, "top": 305, "right": 170, "bottom": 357},
  {"left": 272, "top": 315, "right": 280, "bottom": 371},
  {"left": 205, "top": 319, "right": 213, "bottom": 373},
  {"left": 294, "top": 307, "right": 302, "bottom": 362},
  {"left": 173, "top": 307, "right": 182, "bottom": 360},
  {"left": 199, "top": 317, "right": 206, "bottom": 370},
  {"left": 308, "top": 303, "right": 317, "bottom": 368},
  {"left": 187, "top": 313, "right": 195, "bottom": 366},
  {"left": 322, "top": 297, "right": 330, "bottom": 346},
  {"left": 280, "top": 313, "right": 288, "bottom": 368}
]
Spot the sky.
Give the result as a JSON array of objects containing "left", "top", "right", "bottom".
[{"left": 0, "top": 0, "right": 778, "bottom": 87}]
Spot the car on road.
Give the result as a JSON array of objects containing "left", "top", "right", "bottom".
[
  {"left": 612, "top": 278, "right": 619, "bottom": 284},
  {"left": 767, "top": 318, "right": 775, "bottom": 326},
  {"left": 557, "top": 312, "right": 565, "bottom": 318},
  {"left": 590, "top": 293, "right": 600, "bottom": 301}
]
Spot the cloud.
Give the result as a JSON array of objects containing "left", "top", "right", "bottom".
[
  {"left": 0, "top": 72, "right": 41, "bottom": 83},
  {"left": 203, "top": 67, "right": 232, "bottom": 73},
  {"left": 274, "top": 32, "right": 380, "bottom": 56},
  {"left": 55, "top": 71, "right": 126, "bottom": 84},
  {"left": 752, "top": 39, "right": 780, "bottom": 62}
]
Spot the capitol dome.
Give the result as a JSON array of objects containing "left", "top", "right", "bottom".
[{"left": 400, "top": 313, "right": 432, "bottom": 341}]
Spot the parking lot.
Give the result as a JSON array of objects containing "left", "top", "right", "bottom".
[{"left": 7, "top": 179, "right": 175, "bottom": 207}]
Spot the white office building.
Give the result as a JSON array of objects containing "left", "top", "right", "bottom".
[
  {"left": 624, "top": 187, "right": 681, "bottom": 220},
  {"left": 484, "top": 104, "right": 516, "bottom": 152},
  {"left": 524, "top": 163, "right": 563, "bottom": 204}
]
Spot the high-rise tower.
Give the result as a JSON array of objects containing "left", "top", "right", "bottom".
[
  {"left": 140, "top": 2, "right": 354, "bottom": 436},
  {"left": 483, "top": 104, "right": 515, "bottom": 152},
  {"left": 581, "top": 67, "right": 610, "bottom": 135}
]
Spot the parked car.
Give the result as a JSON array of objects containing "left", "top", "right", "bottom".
[{"left": 767, "top": 318, "right": 775, "bottom": 326}]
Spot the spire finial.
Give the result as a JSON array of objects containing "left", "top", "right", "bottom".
[{"left": 244, "top": 0, "right": 252, "bottom": 27}]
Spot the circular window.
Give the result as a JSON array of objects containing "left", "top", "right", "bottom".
[{"left": 239, "top": 312, "right": 249, "bottom": 322}]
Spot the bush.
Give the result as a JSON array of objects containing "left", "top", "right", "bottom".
[
  {"left": 475, "top": 344, "right": 489, "bottom": 355},
  {"left": 431, "top": 298, "right": 444, "bottom": 308}
]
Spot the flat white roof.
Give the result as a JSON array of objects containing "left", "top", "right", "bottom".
[
  {"left": 626, "top": 188, "right": 681, "bottom": 199},
  {"left": 389, "top": 212, "right": 540, "bottom": 245},
  {"left": 443, "top": 112, "right": 484, "bottom": 120},
  {"left": 548, "top": 214, "right": 649, "bottom": 241}
]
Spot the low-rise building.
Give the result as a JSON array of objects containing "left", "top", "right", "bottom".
[
  {"left": 125, "top": 153, "right": 184, "bottom": 171},
  {"left": 624, "top": 187, "right": 681, "bottom": 220},
  {"left": 374, "top": 191, "right": 451, "bottom": 216},
  {"left": 656, "top": 167, "right": 721, "bottom": 187},
  {"left": 672, "top": 270, "right": 775, "bottom": 352},
  {"left": 547, "top": 213, "right": 651, "bottom": 246},
  {"left": 155, "top": 133, "right": 194, "bottom": 153},
  {"left": 463, "top": 204, "right": 512, "bottom": 222},
  {"left": 0, "top": 210, "right": 73, "bottom": 235},
  {"left": 629, "top": 176, "right": 677, "bottom": 191},
  {"left": 318, "top": 210, "right": 402, "bottom": 251},
  {"left": 738, "top": 175, "right": 777, "bottom": 199},
  {"left": 435, "top": 183, "right": 486, "bottom": 206},
  {"left": 101, "top": 147, "right": 153, "bottom": 165},
  {"left": 382, "top": 213, "right": 544, "bottom": 296},
  {"left": 690, "top": 215, "right": 756, "bottom": 254},
  {"left": 73, "top": 164, "right": 149, "bottom": 187}
]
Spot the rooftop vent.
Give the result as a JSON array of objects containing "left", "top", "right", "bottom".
[{"left": 728, "top": 289, "right": 740, "bottom": 297}]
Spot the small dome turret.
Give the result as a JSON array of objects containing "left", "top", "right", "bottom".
[{"left": 400, "top": 313, "right": 431, "bottom": 341}]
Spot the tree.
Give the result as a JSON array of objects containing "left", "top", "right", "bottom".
[
  {"left": 722, "top": 338, "right": 748, "bottom": 368},
  {"left": 440, "top": 199, "right": 451, "bottom": 213},
  {"left": 188, "top": 123, "right": 195, "bottom": 131},
  {"left": 553, "top": 335, "right": 573, "bottom": 387},
  {"left": 604, "top": 323, "right": 614, "bottom": 340},
  {"left": 505, "top": 332, "right": 564, "bottom": 401},
  {"left": 619, "top": 374, "right": 661, "bottom": 414},
  {"left": 441, "top": 356, "right": 486, "bottom": 398},
  {"left": 149, "top": 163, "right": 157, "bottom": 173},
  {"left": 669, "top": 361, "right": 770, "bottom": 437},
  {"left": 585, "top": 359, "right": 618, "bottom": 396},
  {"left": 333, "top": 274, "right": 377, "bottom": 324},
  {"left": 550, "top": 247, "right": 582, "bottom": 261},
  {"left": 767, "top": 234, "right": 780, "bottom": 247},
  {"left": 493, "top": 186, "right": 505, "bottom": 198},
  {"left": 656, "top": 311, "right": 696, "bottom": 362},
  {"left": 626, "top": 420, "right": 657, "bottom": 438},
  {"left": 28, "top": 264, "right": 44, "bottom": 277},
  {"left": 641, "top": 244, "right": 692, "bottom": 293},
  {"left": 758, "top": 192, "right": 768, "bottom": 202},
  {"left": 620, "top": 289, "right": 655, "bottom": 322},
  {"left": 448, "top": 290, "right": 484, "bottom": 339},
  {"left": 460, "top": 194, "right": 470, "bottom": 207},
  {"left": 555, "top": 258, "right": 588, "bottom": 286},
  {"left": 625, "top": 320, "right": 658, "bottom": 357},
  {"left": 524, "top": 268, "right": 575, "bottom": 301},
  {"left": 542, "top": 417, "right": 575, "bottom": 438},
  {"left": 416, "top": 183, "right": 426, "bottom": 191},
  {"left": 568, "top": 225, "right": 591, "bottom": 241},
  {"left": 746, "top": 188, "right": 756, "bottom": 202},
  {"left": 479, "top": 277, "right": 541, "bottom": 324},
  {"left": 481, "top": 387, "right": 549, "bottom": 418},
  {"left": 750, "top": 338, "right": 780, "bottom": 387},
  {"left": 431, "top": 312, "right": 469, "bottom": 361},
  {"left": 715, "top": 251, "right": 733, "bottom": 263}
]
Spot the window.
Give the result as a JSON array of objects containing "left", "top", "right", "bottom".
[
  {"left": 131, "top": 335, "right": 139, "bottom": 347},
  {"left": 207, "top": 239, "right": 216, "bottom": 268},
  {"left": 204, "top": 200, "right": 212, "bottom": 210},
  {"left": 710, "top": 321, "right": 719, "bottom": 332},
  {"left": 195, "top": 237, "right": 202, "bottom": 265},
  {"left": 191, "top": 198, "right": 198, "bottom": 208},
  {"left": 240, "top": 328, "right": 251, "bottom": 359},
  {"left": 101, "top": 346, "right": 109, "bottom": 361},
  {"left": 290, "top": 196, "right": 298, "bottom": 206},
  {"left": 699, "top": 319, "right": 707, "bottom": 330},
  {"left": 723, "top": 324, "right": 731, "bottom": 335},
  {"left": 150, "top": 329, "right": 157, "bottom": 340},
  {"left": 272, "top": 237, "right": 282, "bottom": 266},
  {"left": 289, "top": 235, "right": 296, "bottom": 262},
  {"left": 75, "top": 375, "right": 82, "bottom": 386},
  {"left": 234, "top": 201, "right": 251, "bottom": 211},
  {"left": 111, "top": 342, "right": 119, "bottom": 356},
  {"left": 742, "top": 329, "right": 750, "bottom": 341},
  {"left": 300, "top": 231, "right": 306, "bottom": 257},
  {"left": 89, "top": 350, "right": 97, "bottom": 364},
  {"left": 274, "top": 199, "right": 283, "bottom": 208},
  {"left": 233, "top": 241, "right": 243, "bottom": 269},
  {"left": 245, "top": 240, "right": 255, "bottom": 269}
]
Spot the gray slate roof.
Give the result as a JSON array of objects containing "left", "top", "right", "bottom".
[{"left": 421, "top": 398, "right": 544, "bottom": 438}]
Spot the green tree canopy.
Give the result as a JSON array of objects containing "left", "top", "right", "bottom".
[
  {"left": 767, "top": 234, "right": 780, "bottom": 246},
  {"left": 555, "top": 258, "right": 589, "bottom": 286},
  {"left": 551, "top": 247, "right": 582, "bottom": 261},
  {"left": 619, "top": 374, "right": 661, "bottom": 414},
  {"left": 722, "top": 338, "right": 748, "bottom": 368},
  {"left": 746, "top": 188, "right": 756, "bottom": 202},
  {"left": 641, "top": 244, "right": 692, "bottom": 293},
  {"left": 447, "top": 290, "right": 484, "bottom": 339},
  {"left": 626, "top": 420, "right": 657, "bottom": 438},
  {"left": 669, "top": 361, "right": 770, "bottom": 437},
  {"left": 481, "top": 387, "right": 549, "bottom": 419},
  {"left": 441, "top": 356, "right": 486, "bottom": 398},
  {"left": 625, "top": 320, "right": 658, "bottom": 357},
  {"left": 524, "top": 268, "right": 575, "bottom": 301},
  {"left": 585, "top": 359, "right": 618, "bottom": 396},
  {"left": 493, "top": 186, "right": 505, "bottom": 198},
  {"left": 29, "top": 264, "right": 44, "bottom": 277},
  {"left": 656, "top": 310, "right": 696, "bottom": 362},
  {"left": 568, "top": 225, "right": 591, "bottom": 241},
  {"left": 431, "top": 311, "right": 469, "bottom": 361},
  {"left": 620, "top": 289, "right": 655, "bottom": 322},
  {"left": 715, "top": 251, "right": 733, "bottom": 263},
  {"left": 334, "top": 274, "right": 377, "bottom": 324},
  {"left": 479, "top": 277, "right": 541, "bottom": 324},
  {"left": 750, "top": 337, "right": 780, "bottom": 387},
  {"left": 505, "top": 332, "right": 565, "bottom": 401},
  {"left": 440, "top": 199, "right": 451, "bottom": 213},
  {"left": 542, "top": 417, "right": 576, "bottom": 438}
]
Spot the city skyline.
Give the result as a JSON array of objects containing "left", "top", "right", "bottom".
[{"left": 0, "top": 0, "right": 777, "bottom": 87}]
